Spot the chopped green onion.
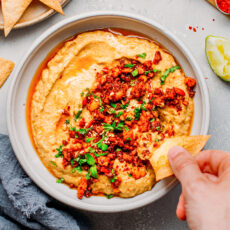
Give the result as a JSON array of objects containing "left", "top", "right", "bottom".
[
  {"left": 78, "top": 128, "right": 91, "bottom": 135},
  {"left": 85, "top": 137, "right": 95, "bottom": 143},
  {"left": 50, "top": 161, "right": 57, "bottom": 167},
  {"left": 69, "top": 125, "right": 77, "bottom": 132},
  {"left": 130, "top": 81, "right": 137, "bottom": 86},
  {"left": 85, "top": 88, "right": 91, "bottom": 97},
  {"left": 161, "top": 66, "right": 180, "bottom": 85},
  {"left": 134, "top": 108, "right": 142, "bottom": 120},
  {"left": 108, "top": 108, "right": 116, "bottom": 114},
  {"left": 56, "top": 178, "right": 64, "bottom": 183},
  {"left": 100, "top": 106, "right": 105, "bottom": 112},
  {"left": 89, "top": 147, "right": 96, "bottom": 153},
  {"left": 132, "top": 69, "right": 139, "bottom": 77},
  {"left": 75, "top": 110, "right": 82, "bottom": 119},
  {"left": 95, "top": 152, "right": 108, "bottom": 157},
  {"left": 86, "top": 153, "right": 95, "bottom": 165},
  {"left": 115, "top": 111, "right": 123, "bottom": 117},
  {"left": 120, "top": 102, "right": 129, "bottom": 109},
  {"left": 110, "top": 102, "right": 117, "bottom": 109},
  {"left": 124, "top": 63, "right": 136, "bottom": 68},
  {"left": 103, "top": 121, "right": 129, "bottom": 132},
  {"left": 55, "top": 145, "right": 64, "bottom": 158},
  {"left": 98, "top": 142, "right": 108, "bottom": 151},
  {"left": 71, "top": 166, "right": 82, "bottom": 173},
  {"left": 126, "top": 117, "right": 133, "bottom": 121},
  {"left": 92, "top": 134, "right": 106, "bottom": 147},
  {"left": 90, "top": 165, "right": 98, "bottom": 178},
  {"left": 137, "top": 52, "right": 147, "bottom": 59},
  {"left": 145, "top": 69, "right": 161, "bottom": 75},
  {"left": 140, "top": 101, "right": 147, "bottom": 111},
  {"left": 110, "top": 176, "right": 117, "bottom": 183},
  {"left": 79, "top": 158, "right": 87, "bottom": 165},
  {"left": 105, "top": 194, "right": 114, "bottom": 199},
  {"left": 70, "top": 158, "right": 75, "bottom": 166},
  {"left": 86, "top": 173, "right": 91, "bottom": 180}
]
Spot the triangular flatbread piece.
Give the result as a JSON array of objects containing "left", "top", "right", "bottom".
[
  {"left": 39, "top": 0, "right": 64, "bottom": 15},
  {"left": 0, "top": 57, "right": 15, "bottom": 87},
  {"left": 149, "top": 135, "right": 210, "bottom": 181},
  {"left": 2, "top": 0, "right": 33, "bottom": 36}
]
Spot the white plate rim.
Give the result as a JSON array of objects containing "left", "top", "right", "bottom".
[{"left": 7, "top": 11, "right": 210, "bottom": 213}]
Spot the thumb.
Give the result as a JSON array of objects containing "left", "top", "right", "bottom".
[{"left": 168, "top": 146, "right": 202, "bottom": 186}]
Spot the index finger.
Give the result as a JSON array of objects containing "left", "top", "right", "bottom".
[{"left": 196, "top": 150, "right": 230, "bottom": 177}]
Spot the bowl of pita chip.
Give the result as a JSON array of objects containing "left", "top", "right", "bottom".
[
  {"left": 7, "top": 12, "right": 210, "bottom": 212},
  {"left": 0, "top": 0, "right": 70, "bottom": 36}
]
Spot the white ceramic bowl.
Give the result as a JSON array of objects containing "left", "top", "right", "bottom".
[{"left": 7, "top": 12, "right": 210, "bottom": 212}]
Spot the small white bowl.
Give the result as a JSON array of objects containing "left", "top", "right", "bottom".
[
  {"left": 215, "top": 0, "right": 230, "bottom": 15},
  {"left": 7, "top": 12, "right": 210, "bottom": 212}
]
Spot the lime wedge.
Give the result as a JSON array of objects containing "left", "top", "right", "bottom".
[{"left": 205, "top": 35, "right": 230, "bottom": 81}]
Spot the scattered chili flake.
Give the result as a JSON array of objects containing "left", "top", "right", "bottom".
[{"left": 188, "top": 26, "right": 205, "bottom": 32}]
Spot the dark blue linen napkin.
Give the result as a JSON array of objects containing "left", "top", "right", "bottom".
[{"left": 0, "top": 134, "right": 89, "bottom": 230}]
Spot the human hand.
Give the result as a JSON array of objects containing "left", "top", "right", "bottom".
[{"left": 168, "top": 147, "right": 230, "bottom": 230}]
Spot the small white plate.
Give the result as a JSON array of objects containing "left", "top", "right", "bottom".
[
  {"left": 0, "top": 0, "right": 70, "bottom": 30},
  {"left": 7, "top": 12, "right": 210, "bottom": 213}
]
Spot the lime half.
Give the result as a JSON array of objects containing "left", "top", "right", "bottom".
[{"left": 205, "top": 35, "right": 230, "bottom": 81}]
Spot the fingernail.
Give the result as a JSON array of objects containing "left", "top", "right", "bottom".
[{"left": 168, "top": 146, "right": 185, "bottom": 161}]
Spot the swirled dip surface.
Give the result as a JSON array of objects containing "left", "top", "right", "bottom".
[{"left": 30, "top": 31, "right": 196, "bottom": 199}]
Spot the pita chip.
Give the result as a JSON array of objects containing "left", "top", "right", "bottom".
[
  {"left": 2, "top": 0, "right": 33, "bottom": 36},
  {"left": 149, "top": 135, "right": 210, "bottom": 181},
  {"left": 0, "top": 57, "right": 15, "bottom": 88},
  {"left": 39, "top": 0, "right": 64, "bottom": 15}
]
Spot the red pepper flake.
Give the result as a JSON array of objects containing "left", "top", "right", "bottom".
[
  {"left": 205, "top": 77, "right": 209, "bottom": 79},
  {"left": 202, "top": 28, "right": 205, "bottom": 31},
  {"left": 62, "top": 140, "right": 68, "bottom": 146},
  {"left": 188, "top": 26, "right": 199, "bottom": 32},
  {"left": 213, "top": 18, "right": 215, "bottom": 21}
]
